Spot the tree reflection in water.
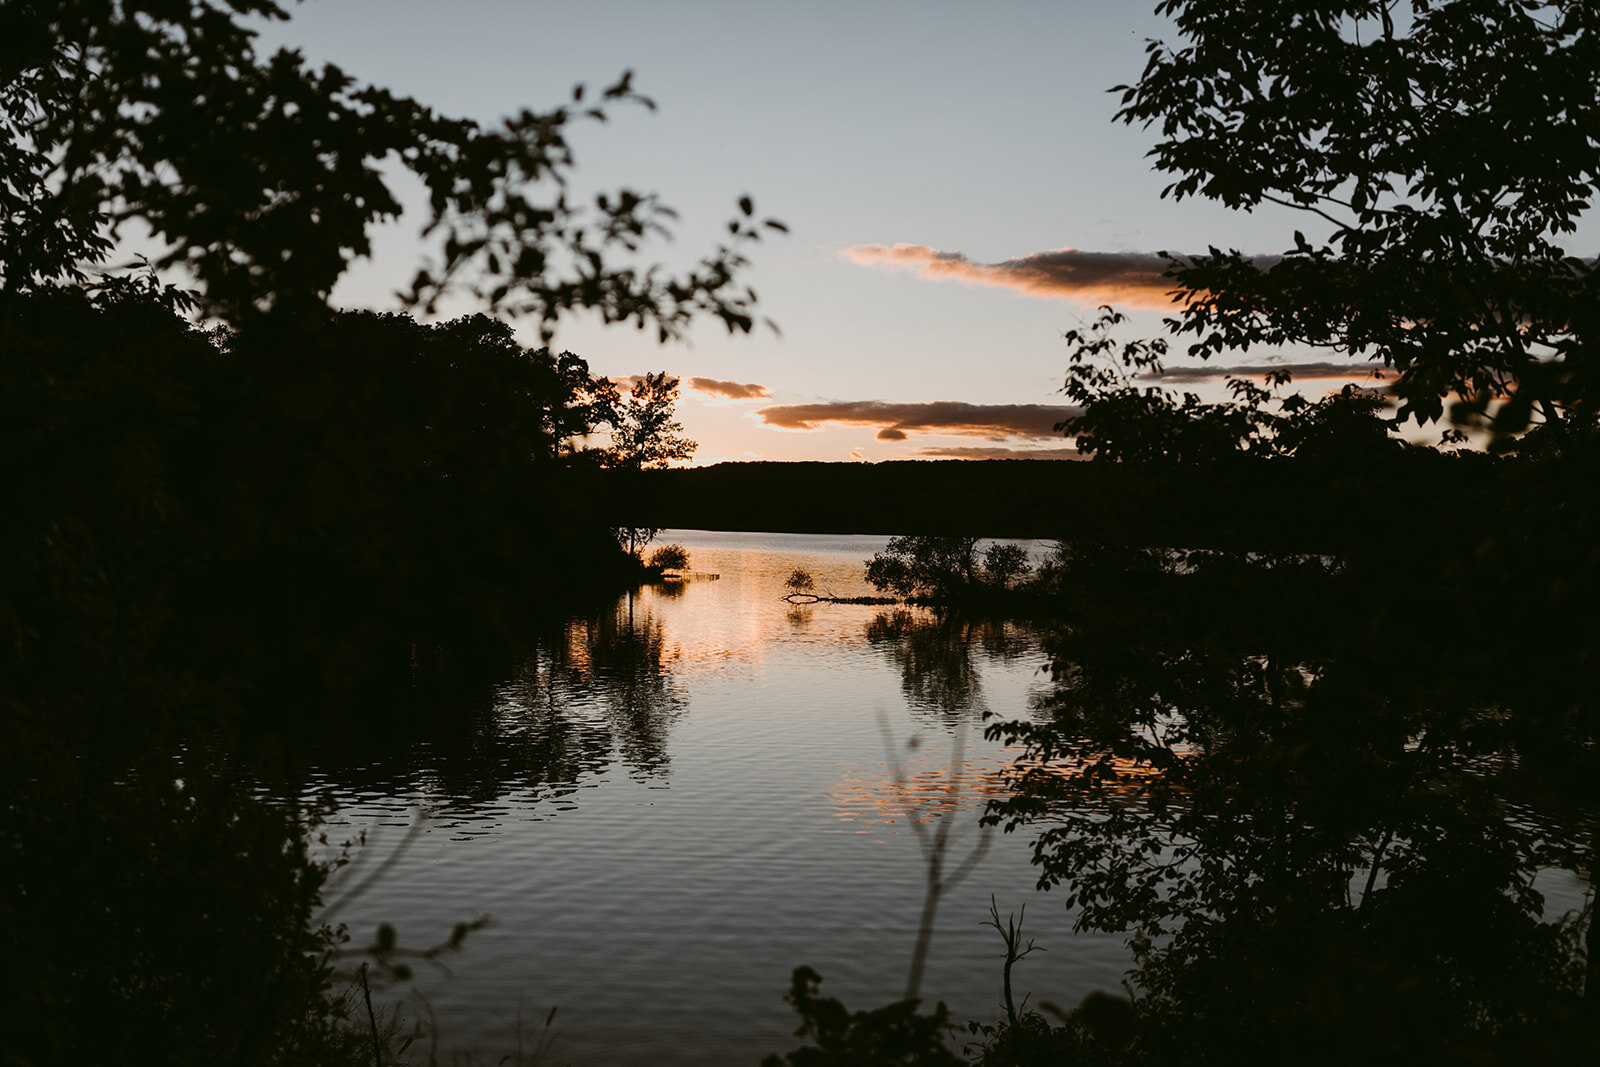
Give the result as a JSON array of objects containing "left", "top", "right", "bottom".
[
  {"left": 6, "top": 579, "right": 695, "bottom": 1063},
  {"left": 866, "top": 609, "right": 1032, "bottom": 724},
  {"left": 987, "top": 544, "right": 1599, "bottom": 1062},
  {"left": 379, "top": 594, "right": 687, "bottom": 804},
  {"left": 553, "top": 592, "right": 686, "bottom": 780}
]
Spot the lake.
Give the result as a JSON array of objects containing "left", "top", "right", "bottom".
[{"left": 306, "top": 530, "right": 1128, "bottom": 1064}]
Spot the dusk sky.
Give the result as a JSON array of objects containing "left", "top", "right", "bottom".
[{"left": 256, "top": 1, "right": 1598, "bottom": 463}]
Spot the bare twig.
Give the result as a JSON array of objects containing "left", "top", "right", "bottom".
[
  {"left": 982, "top": 896, "right": 1043, "bottom": 1026},
  {"left": 360, "top": 963, "right": 382, "bottom": 1067}
]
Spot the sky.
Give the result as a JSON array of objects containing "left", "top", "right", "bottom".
[{"left": 249, "top": 0, "right": 1589, "bottom": 464}]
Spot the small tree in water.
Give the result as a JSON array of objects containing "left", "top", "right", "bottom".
[{"left": 648, "top": 544, "right": 689, "bottom": 570}]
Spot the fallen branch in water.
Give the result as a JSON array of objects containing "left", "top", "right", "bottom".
[
  {"left": 781, "top": 592, "right": 898, "bottom": 605},
  {"left": 782, "top": 567, "right": 897, "bottom": 605}
]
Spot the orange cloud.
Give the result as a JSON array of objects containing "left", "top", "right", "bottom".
[
  {"left": 689, "top": 377, "right": 770, "bottom": 400},
  {"left": 843, "top": 244, "right": 1186, "bottom": 308},
  {"left": 843, "top": 244, "right": 1287, "bottom": 308},
  {"left": 754, "top": 400, "right": 1080, "bottom": 442}
]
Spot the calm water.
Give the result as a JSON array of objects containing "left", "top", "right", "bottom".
[{"left": 307, "top": 531, "right": 1127, "bottom": 1064}]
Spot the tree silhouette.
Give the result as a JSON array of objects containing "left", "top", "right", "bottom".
[
  {"left": 1115, "top": 0, "right": 1600, "bottom": 441},
  {"left": 599, "top": 371, "right": 698, "bottom": 470},
  {"left": 864, "top": 536, "right": 980, "bottom": 598},
  {"left": 2, "top": 1, "right": 783, "bottom": 331},
  {"left": 986, "top": 543, "right": 1597, "bottom": 1062},
  {"left": 1058, "top": 305, "right": 1400, "bottom": 463},
  {"left": 2, "top": 4, "right": 783, "bottom": 1062}
]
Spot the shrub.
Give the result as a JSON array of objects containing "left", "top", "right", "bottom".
[
  {"left": 982, "top": 543, "right": 1031, "bottom": 589},
  {"left": 648, "top": 544, "right": 689, "bottom": 570}
]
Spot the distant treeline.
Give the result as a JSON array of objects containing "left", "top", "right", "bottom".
[{"left": 602, "top": 454, "right": 1526, "bottom": 553}]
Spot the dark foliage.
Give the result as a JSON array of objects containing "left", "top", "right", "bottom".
[
  {"left": 989, "top": 22, "right": 1600, "bottom": 1053},
  {"left": 982, "top": 466, "right": 1600, "bottom": 1062},
  {"left": 1058, "top": 306, "right": 1403, "bottom": 464},
  {"left": 3, "top": 3, "right": 780, "bottom": 1059},
  {"left": 2, "top": 1, "right": 781, "bottom": 332},
  {"left": 0, "top": 280, "right": 650, "bottom": 1062},
  {"left": 866, "top": 536, "right": 982, "bottom": 598},
  {"left": 1115, "top": 0, "right": 1600, "bottom": 441},
  {"left": 3, "top": 759, "right": 357, "bottom": 1066},
  {"left": 761, "top": 967, "right": 965, "bottom": 1067}
]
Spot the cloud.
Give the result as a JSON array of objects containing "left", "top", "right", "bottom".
[
  {"left": 911, "top": 445, "right": 1087, "bottom": 461},
  {"left": 689, "top": 377, "right": 770, "bottom": 400},
  {"left": 842, "top": 244, "right": 1184, "bottom": 308},
  {"left": 754, "top": 400, "right": 1080, "bottom": 442},
  {"left": 843, "top": 244, "right": 1283, "bottom": 308},
  {"left": 1147, "top": 361, "right": 1391, "bottom": 383}
]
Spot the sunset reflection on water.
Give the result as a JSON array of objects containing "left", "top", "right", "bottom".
[
  {"left": 827, "top": 748, "right": 1019, "bottom": 830},
  {"left": 309, "top": 529, "right": 1128, "bottom": 1067}
]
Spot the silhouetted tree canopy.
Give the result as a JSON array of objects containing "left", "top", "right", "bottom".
[
  {"left": 977, "top": 10, "right": 1600, "bottom": 1052},
  {"left": 1, "top": 0, "right": 782, "bottom": 331},
  {"left": 1115, "top": 0, "right": 1600, "bottom": 441},
  {"left": 983, "top": 533, "right": 1600, "bottom": 1062},
  {"left": 1059, "top": 306, "right": 1402, "bottom": 463},
  {"left": 2, "top": 5, "right": 788, "bottom": 1054}
]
